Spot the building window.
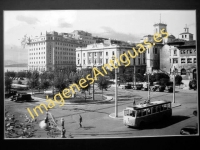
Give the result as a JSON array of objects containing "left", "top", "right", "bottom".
[
  {"left": 78, "top": 60, "right": 79, "bottom": 64},
  {"left": 170, "top": 58, "right": 171, "bottom": 63},
  {"left": 155, "top": 48, "right": 157, "bottom": 54},
  {"left": 194, "top": 58, "right": 196, "bottom": 63},
  {"left": 78, "top": 53, "right": 79, "bottom": 57},
  {"left": 88, "top": 59, "right": 91, "bottom": 64},
  {"left": 148, "top": 48, "right": 149, "bottom": 54},
  {"left": 187, "top": 58, "right": 192, "bottom": 63},
  {"left": 106, "top": 59, "right": 108, "bottom": 63},
  {"left": 106, "top": 52, "right": 108, "bottom": 56},
  {"left": 100, "top": 52, "right": 102, "bottom": 56},
  {"left": 173, "top": 58, "right": 178, "bottom": 64},
  {"left": 181, "top": 58, "right": 185, "bottom": 63},
  {"left": 100, "top": 59, "right": 102, "bottom": 64},
  {"left": 143, "top": 57, "right": 145, "bottom": 64},
  {"left": 174, "top": 50, "right": 177, "bottom": 56},
  {"left": 138, "top": 69, "right": 140, "bottom": 73},
  {"left": 112, "top": 51, "right": 115, "bottom": 55},
  {"left": 94, "top": 59, "right": 97, "bottom": 64},
  {"left": 181, "top": 68, "right": 186, "bottom": 75},
  {"left": 182, "top": 35, "right": 184, "bottom": 38},
  {"left": 138, "top": 58, "right": 140, "bottom": 65},
  {"left": 94, "top": 52, "right": 96, "bottom": 56},
  {"left": 83, "top": 60, "right": 85, "bottom": 65},
  {"left": 83, "top": 53, "right": 85, "bottom": 57}
]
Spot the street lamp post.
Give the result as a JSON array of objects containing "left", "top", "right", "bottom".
[
  {"left": 173, "top": 68, "right": 176, "bottom": 103},
  {"left": 115, "top": 65, "right": 118, "bottom": 117},
  {"left": 148, "top": 73, "right": 150, "bottom": 101},
  {"left": 91, "top": 63, "right": 95, "bottom": 100}
]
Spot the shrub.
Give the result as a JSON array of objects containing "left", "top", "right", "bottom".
[
  {"left": 175, "top": 75, "right": 182, "bottom": 86},
  {"left": 189, "top": 79, "right": 197, "bottom": 90}
]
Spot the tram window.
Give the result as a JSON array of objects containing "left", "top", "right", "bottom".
[
  {"left": 167, "top": 103, "right": 171, "bottom": 109},
  {"left": 152, "top": 107, "right": 157, "bottom": 113},
  {"left": 163, "top": 104, "right": 167, "bottom": 110},
  {"left": 143, "top": 109, "right": 147, "bottom": 116},
  {"left": 147, "top": 108, "right": 151, "bottom": 115},
  {"left": 124, "top": 110, "right": 129, "bottom": 116},
  {"left": 157, "top": 106, "right": 160, "bottom": 112},
  {"left": 130, "top": 111, "right": 136, "bottom": 117},
  {"left": 137, "top": 110, "right": 141, "bottom": 117},
  {"left": 160, "top": 105, "right": 164, "bottom": 111}
]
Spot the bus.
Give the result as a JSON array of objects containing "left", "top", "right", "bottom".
[{"left": 123, "top": 100, "right": 172, "bottom": 128}]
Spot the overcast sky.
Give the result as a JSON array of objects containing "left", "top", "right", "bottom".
[{"left": 4, "top": 10, "right": 196, "bottom": 63}]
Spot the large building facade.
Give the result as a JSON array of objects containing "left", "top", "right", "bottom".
[
  {"left": 28, "top": 31, "right": 90, "bottom": 72},
  {"left": 76, "top": 40, "right": 146, "bottom": 75},
  {"left": 160, "top": 25, "right": 197, "bottom": 80}
]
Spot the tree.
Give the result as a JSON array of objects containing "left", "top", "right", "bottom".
[
  {"left": 27, "top": 71, "right": 40, "bottom": 94},
  {"left": 175, "top": 75, "right": 183, "bottom": 86},
  {"left": 17, "top": 71, "right": 26, "bottom": 78},
  {"left": 53, "top": 68, "right": 71, "bottom": 93},
  {"left": 39, "top": 71, "right": 50, "bottom": 92},
  {"left": 79, "top": 79, "right": 91, "bottom": 101},
  {"left": 5, "top": 71, "right": 16, "bottom": 80},
  {"left": 5, "top": 76, "right": 12, "bottom": 93},
  {"left": 97, "top": 76, "right": 111, "bottom": 99},
  {"left": 144, "top": 73, "right": 169, "bottom": 85}
]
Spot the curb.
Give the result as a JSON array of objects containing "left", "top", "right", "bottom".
[
  {"left": 32, "top": 94, "right": 113, "bottom": 105},
  {"left": 109, "top": 112, "right": 123, "bottom": 120},
  {"left": 64, "top": 95, "right": 113, "bottom": 105}
]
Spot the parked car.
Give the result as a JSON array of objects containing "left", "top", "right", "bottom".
[
  {"left": 5, "top": 89, "right": 17, "bottom": 98},
  {"left": 132, "top": 84, "right": 143, "bottom": 90},
  {"left": 122, "top": 84, "right": 132, "bottom": 89},
  {"left": 165, "top": 82, "right": 173, "bottom": 93},
  {"left": 11, "top": 93, "right": 34, "bottom": 102},
  {"left": 180, "top": 110, "right": 198, "bottom": 135},
  {"left": 151, "top": 84, "right": 165, "bottom": 92}
]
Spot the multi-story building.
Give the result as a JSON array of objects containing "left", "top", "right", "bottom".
[
  {"left": 76, "top": 39, "right": 146, "bottom": 75},
  {"left": 28, "top": 31, "right": 83, "bottom": 72},
  {"left": 140, "top": 22, "right": 175, "bottom": 73},
  {"left": 71, "top": 30, "right": 96, "bottom": 47},
  {"left": 160, "top": 25, "right": 196, "bottom": 80}
]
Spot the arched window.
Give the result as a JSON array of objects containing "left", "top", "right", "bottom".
[{"left": 181, "top": 68, "right": 186, "bottom": 75}]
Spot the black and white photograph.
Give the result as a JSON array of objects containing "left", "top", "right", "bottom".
[{"left": 3, "top": 10, "right": 198, "bottom": 139}]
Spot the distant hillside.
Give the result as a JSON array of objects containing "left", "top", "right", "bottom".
[
  {"left": 4, "top": 60, "right": 18, "bottom": 65},
  {"left": 5, "top": 63, "right": 28, "bottom": 67}
]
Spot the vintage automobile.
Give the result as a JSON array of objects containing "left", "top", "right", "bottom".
[
  {"left": 132, "top": 84, "right": 143, "bottom": 90},
  {"left": 122, "top": 84, "right": 132, "bottom": 89},
  {"left": 11, "top": 93, "right": 34, "bottom": 102},
  {"left": 5, "top": 89, "right": 17, "bottom": 98},
  {"left": 165, "top": 82, "right": 173, "bottom": 93},
  {"left": 151, "top": 84, "right": 166, "bottom": 92}
]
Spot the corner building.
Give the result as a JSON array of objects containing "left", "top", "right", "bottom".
[{"left": 28, "top": 31, "right": 84, "bottom": 72}]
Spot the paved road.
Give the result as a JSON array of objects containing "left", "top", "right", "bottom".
[{"left": 5, "top": 87, "right": 198, "bottom": 138}]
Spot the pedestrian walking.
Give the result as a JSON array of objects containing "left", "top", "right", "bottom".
[
  {"left": 133, "top": 99, "right": 136, "bottom": 105},
  {"left": 79, "top": 115, "right": 82, "bottom": 128}
]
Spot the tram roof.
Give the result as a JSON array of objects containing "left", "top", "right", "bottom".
[{"left": 126, "top": 100, "right": 171, "bottom": 110}]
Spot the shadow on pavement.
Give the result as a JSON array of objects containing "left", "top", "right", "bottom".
[
  {"left": 128, "top": 115, "right": 190, "bottom": 130},
  {"left": 82, "top": 126, "right": 95, "bottom": 130}
]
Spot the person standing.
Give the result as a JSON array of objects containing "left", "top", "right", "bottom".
[{"left": 79, "top": 115, "right": 82, "bottom": 128}]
